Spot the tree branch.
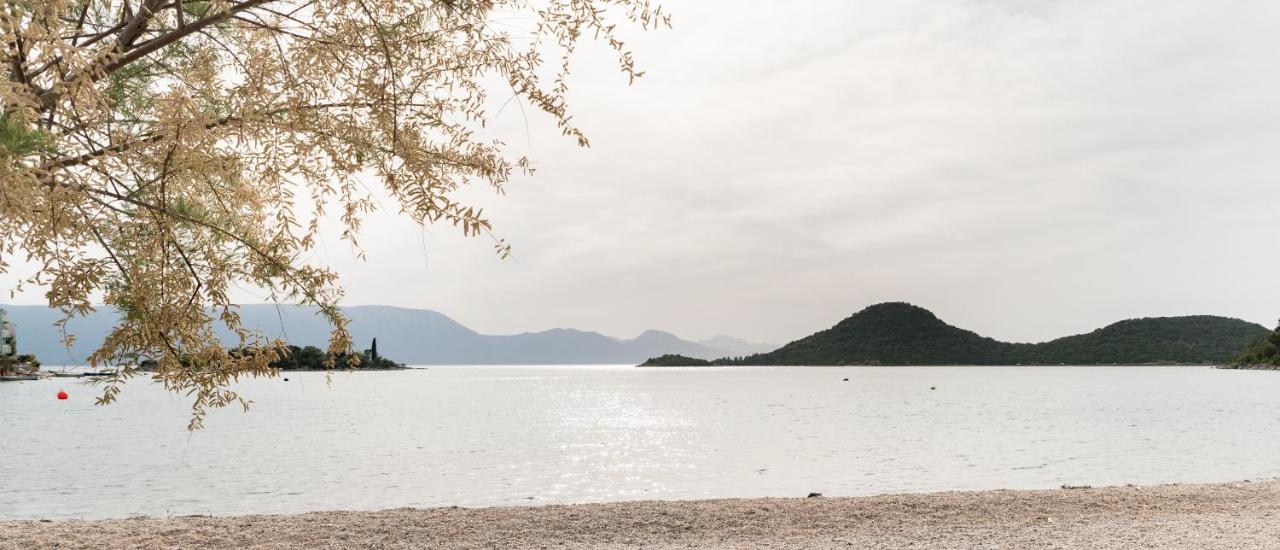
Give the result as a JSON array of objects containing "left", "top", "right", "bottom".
[{"left": 37, "top": 0, "right": 281, "bottom": 110}]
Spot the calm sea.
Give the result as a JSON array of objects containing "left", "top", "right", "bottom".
[{"left": 2, "top": 366, "right": 1278, "bottom": 519}]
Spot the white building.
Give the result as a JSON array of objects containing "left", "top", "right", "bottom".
[{"left": 0, "top": 309, "right": 15, "bottom": 359}]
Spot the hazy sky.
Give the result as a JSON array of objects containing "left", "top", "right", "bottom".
[{"left": 8, "top": 1, "right": 1280, "bottom": 344}]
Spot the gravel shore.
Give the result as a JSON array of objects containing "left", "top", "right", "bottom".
[{"left": 4, "top": 480, "right": 1279, "bottom": 549}]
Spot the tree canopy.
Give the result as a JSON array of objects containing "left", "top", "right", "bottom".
[
  {"left": 1225, "top": 321, "right": 1280, "bottom": 369},
  {"left": 0, "top": 0, "right": 666, "bottom": 427}
]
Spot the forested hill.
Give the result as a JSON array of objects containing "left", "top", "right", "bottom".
[
  {"left": 726, "top": 302, "right": 1016, "bottom": 365},
  {"left": 1222, "top": 323, "right": 1280, "bottom": 370},
  {"left": 1020, "top": 315, "right": 1270, "bottom": 365},
  {"left": 711, "top": 303, "right": 1267, "bottom": 366}
]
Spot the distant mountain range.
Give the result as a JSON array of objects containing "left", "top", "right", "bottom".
[
  {"left": 10, "top": 301, "right": 1264, "bottom": 367},
  {"left": 0, "top": 304, "right": 775, "bottom": 365},
  {"left": 646, "top": 302, "right": 1269, "bottom": 366}
]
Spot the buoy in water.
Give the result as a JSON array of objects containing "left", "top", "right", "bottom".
[{"left": 56, "top": 390, "right": 68, "bottom": 400}]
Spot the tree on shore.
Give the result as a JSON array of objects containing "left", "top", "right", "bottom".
[
  {"left": 0, "top": 0, "right": 666, "bottom": 427},
  {"left": 1229, "top": 319, "right": 1280, "bottom": 368}
]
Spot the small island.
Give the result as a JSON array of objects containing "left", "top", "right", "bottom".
[
  {"left": 267, "top": 343, "right": 406, "bottom": 371},
  {"left": 140, "top": 339, "right": 406, "bottom": 372},
  {"left": 639, "top": 354, "right": 713, "bottom": 367}
]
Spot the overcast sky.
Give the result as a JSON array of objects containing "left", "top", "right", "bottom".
[{"left": 9, "top": 0, "right": 1280, "bottom": 345}]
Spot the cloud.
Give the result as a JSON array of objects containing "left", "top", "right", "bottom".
[{"left": 7, "top": 0, "right": 1280, "bottom": 345}]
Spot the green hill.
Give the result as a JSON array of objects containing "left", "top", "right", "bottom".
[
  {"left": 721, "top": 303, "right": 1021, "bottom": 365},
  {"left": 1023, "top": 315, "right": 1269, "bottom": 365},
  {"left": 702, "top": 303, "right": 1267, "bottom": 366}
]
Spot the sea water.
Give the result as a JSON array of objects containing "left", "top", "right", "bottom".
[{"left": 2, "top": 365, "right": 1278, "bottom": 519}]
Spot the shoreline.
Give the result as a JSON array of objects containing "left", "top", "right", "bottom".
[
  {"left": 641, "top": 363, "right": 1229, "bottom": 367},
  {"left": 4, "top": 480, "right": 1279, "bottom": 549},
  {"left": 1217, "top": 364, "right": 1280, "bottom": 371}
]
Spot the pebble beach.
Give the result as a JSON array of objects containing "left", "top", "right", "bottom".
[{"left": 3, "top": 480, "right": 1279, "bottom": 549}]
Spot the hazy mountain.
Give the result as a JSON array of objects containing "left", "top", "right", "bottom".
[
  {"left": 708, "top": 302, "right": 1268, "bottom": 366},
  {"left": 697, "top": 335, "right": 776, "bottom": 357},
  {"left": 0, "top": 304, "right": 744, "bottom": 365}
]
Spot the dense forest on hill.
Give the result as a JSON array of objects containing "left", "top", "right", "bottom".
[
  {"left": 645, "top": 303, "right": 1269, "bottom": 366},
  {"left": 1018, "top": 316, "right": 1268, "bottom": 365},
  {"left": 1221, "top": 322, "right": 1280, "bottom": 370}
]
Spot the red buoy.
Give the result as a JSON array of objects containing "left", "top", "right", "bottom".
[{"left": 56, "top": 390, "right": 68, "bottom": 400}]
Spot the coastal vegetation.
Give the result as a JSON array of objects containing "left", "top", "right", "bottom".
[
  {"left": 140, "top": 345, "right": 403, "bottom": 372},
  {"left": 1220, "top": 322, "right": 1280, "bottom": 370},
  {"left": 267, "top": 345, "right": 403, "bottom": 371},
  {"left": 0, "top": 354, "right": 39, "bottom": 368},
  {"left": 1021, "top": 316, "right": 1267, "bottom": 365},
  {"left": 0, "top": 353, "right": 41, "bottom": 378},
  {"left": 644, "top": 303, "right": 1268, "bottom": 366},
  {"left": 640, "top": 354, "right": 713, "bottom": 367},
  {"left": 0, "top": 1, "right": 664, "bottom": 425}
]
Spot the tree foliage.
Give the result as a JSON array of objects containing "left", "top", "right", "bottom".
[
  {"left": 1225, "top": 320, "right": 1280, "bottom": 369},
  {"left": 140, "top": 343, "right": 403, "bottom": 371},
  {"left": 0, "top": 0, "right": 666, "bottom": 427},
  {"left": 269, "top": 344, "right": 402, "bottom": 370},
  {"left": 639, "top": 353, "right": 710, "bottom": 367}
]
